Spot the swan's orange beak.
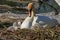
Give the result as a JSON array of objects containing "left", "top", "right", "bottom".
[{"left": 28, "top": 3, "right": 33, "bottom": 10}]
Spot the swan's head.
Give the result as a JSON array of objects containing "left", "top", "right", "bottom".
[
  {"left": 28, "top": 3, "right": 33, "bottom": 10},
  {"left": 28, "top": 3, "right": 33, "bottom": 17}
]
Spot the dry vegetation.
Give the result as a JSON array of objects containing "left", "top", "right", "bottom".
[
  {"left": 0, "top": 15, "right": 24, "bottom": 23},
  {"left": 0, "top": 27, "right": 60, "bottom": 40},
  {"left": 0, "top": 13, "right": 60, "bottom": 40},
  {"left": 0, "top": 0, "right": 60, "bottom": 40}
]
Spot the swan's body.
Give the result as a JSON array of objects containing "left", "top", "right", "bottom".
[{"left": 21, "top": 17, "right": 33, "bottom": 29}]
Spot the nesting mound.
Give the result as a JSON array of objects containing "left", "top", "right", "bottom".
[{"left": 0, "top": 27, "right": 60, "bottom": 40}]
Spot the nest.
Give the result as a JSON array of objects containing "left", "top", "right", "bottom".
[{"left": 0, "top": 27, "right": 60, "bottom": 40}]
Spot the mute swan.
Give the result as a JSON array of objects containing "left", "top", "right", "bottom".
[
  {"left": 20, "top": 3, "right": 58, "bottom": 29},
  {"left": 20, "top": 3, "right": 34, "bottom": 29}
]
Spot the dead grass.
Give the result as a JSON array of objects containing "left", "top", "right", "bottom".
[
  {"left": 0, "top": 14, "right": 60, "bottom": 40},
  {"left": 0, "top": 27, "right": 60, "bottom": 40}
]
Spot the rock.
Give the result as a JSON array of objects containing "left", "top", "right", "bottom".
[{"left": 31, "top": 0, "right": 60, "bottom": 13}]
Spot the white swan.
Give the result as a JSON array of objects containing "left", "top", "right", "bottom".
[
  {"left": 20, "top": 3, "right": 34, "bottom": 29},
  {"left": 20, "top": 3, "right": 58, "bottom": 29}
]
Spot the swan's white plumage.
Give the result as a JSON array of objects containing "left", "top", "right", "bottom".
[{"left": 20, "top": 17, "right": 33, "bottom": 29}]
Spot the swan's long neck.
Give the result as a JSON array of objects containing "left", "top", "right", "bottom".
[
  {"left": 28, "top": 10, "right": 31, "bottom": 17},
  {"left": 28, "top": 9, "right": 35, "bottom": 21},
  {"left": 31, "top": 10, "right": 35, "bottom": 19}
]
